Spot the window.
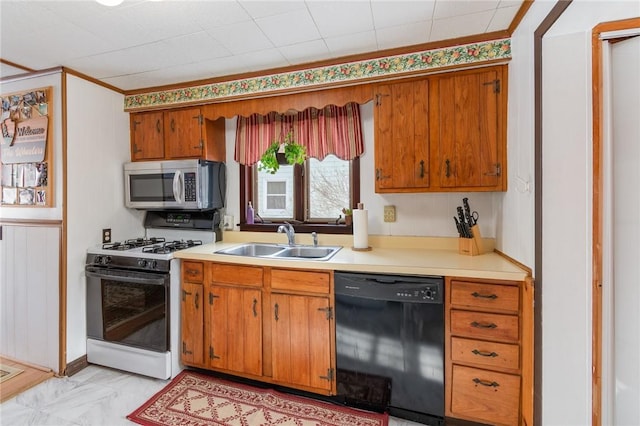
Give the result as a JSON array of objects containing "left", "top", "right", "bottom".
[
  {"left": 236, "top": 103, "right": 363, "bottom": 233},
  {"left": 241, "top": 157, "right": 359, "bottom": 233}
]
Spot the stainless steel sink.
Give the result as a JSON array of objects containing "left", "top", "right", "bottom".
[
  {"left": 272, "top": 246, "right": 341, "bottom": 261},
  {"left": 215, "top": 243, "right": 341, "bottom": 261}
]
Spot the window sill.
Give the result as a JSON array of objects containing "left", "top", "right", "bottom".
[{"left": 239, "top": 223, "right": 352, "bottom": 235}]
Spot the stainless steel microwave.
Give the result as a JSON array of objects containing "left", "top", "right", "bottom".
[{"left": 124, "top": 159, "right": 225, "bottom": 211}]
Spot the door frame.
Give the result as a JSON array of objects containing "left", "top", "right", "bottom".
[{"left": 591, "top": 17, "right": 640, "bottom": 426}]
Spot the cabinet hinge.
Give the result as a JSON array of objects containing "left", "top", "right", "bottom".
[
  {"left": 318, "top": 306, "right": 333, "bottom": 320},
  {"left": 319, "top": 368, "right": 334, "bottom": 381},
  {"left": 483, "top": 79, "right": 501, "bottom": 93},
  {"left": 209, "top": 292, "right": 219, "bottom": 305},
  {"left": 195, "top": 114, "right": 203, "bottom": 125},
  {"left": 483, "top": 163, "right": 501, "bottom": 177},
  {"left": 182, "top": 341, "right": 192, "bottom": 355},
  {"left": 374, "top": 93, "right": 389, "bottom": 106},
  {"left": 209, "top": 346, "right": 220, "bottom": 360}
]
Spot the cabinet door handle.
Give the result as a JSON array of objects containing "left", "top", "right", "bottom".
[
  {"left": 419, "top": 160, "right": 425, "bottom": 178},
  {"left": 471, "top": 292, "right": 498, "bottom": 300},
  {"left": 473, "top": 378, "right": 500, "bottom": 388},
  {"left": 194, "top": 292, "right": 199, "bottom": 310},
  {"left": 445, "top": 159, "right": 451, "bottom": 178},
  {"left": 156, "top": 119, "right": 161, "bottom": 133},
  {"left": 471, "top": 321, "right": 497, "bottom": 329},
  {"left": 170, "top": 118, "right": 175, "bottom": 132},
  {"left": 252, "top": 298, "right": 258, "bottom": 317},
  {"left": 274, "top": 303, "right": 279, "bottom": 321},
  {"left": 472, "top": 349, "right": 499, "bottom": 358}
]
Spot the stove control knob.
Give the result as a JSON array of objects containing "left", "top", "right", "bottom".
[
  {"left": 147, "top": 260, "right": 157, "bottom": 269},
  {"left": 137, "top": 259, "right": 148, "bottom": 268},
  {"left": 101, "top": 256, "right": 112, "bottom": 265}
]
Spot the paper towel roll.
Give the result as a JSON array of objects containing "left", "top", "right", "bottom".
[{"left": 352, "top": 209, "right": 369, "bottom": 249}]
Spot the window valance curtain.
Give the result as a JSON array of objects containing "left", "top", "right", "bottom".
[{"left": 234, "top": 102, "right": 363, "bottom": 165}]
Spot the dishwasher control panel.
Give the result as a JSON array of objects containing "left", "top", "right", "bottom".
[{"left": 335, "top": 271, "right": 443, "bottom": 304}]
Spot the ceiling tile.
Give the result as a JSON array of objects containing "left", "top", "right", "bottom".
[
  {"left": 376, "top": 21, "right": 431, "bottom": 50},
  {"left": 306, "top": 1, "right": 374, "bottom": 38},
  {"left": 487, "top": 5, "right": 520, "bottom": 32},
  {"left": 323, "top": 31, "right": 378, "bottom": 57},
  {"left": 430, "top": 10, "right": 495, "bottom": 41},
  {"left": 206, "top": 20, "right": 274, "bottom": 55},
  {"left": 433, "top": 0, "right": 500, "bottom": 20},
  {"left": 256, "top": 8, "right": 321, "bottom": 47},
  {"left": 371, "top": 1, "right": 436, "bottom": 29},
  {"left": 239, "top": 0, "right": 308, "bottom": 19},
  {"left": 182, "top": 1, "right": 253, "bottom": 29},
  {"left": 278, "top": 39, "right": 332, "bottom": 65}
]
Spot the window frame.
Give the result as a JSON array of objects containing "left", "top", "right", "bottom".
[{"left": 239, "top": 157, "right": 359, "bottom": 234}]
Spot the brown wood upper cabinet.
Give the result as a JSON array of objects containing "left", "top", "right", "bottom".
[
  {"left": 431, "top": 65, "right": 507, "bottom": 191},
  {"left": 374, "top": 78, "right": 430, "bottom": 192},
  {"left": 130, "top": 107, "right": 225, "bottom": 161},
  {"left": 374, "top": 65, "right": 507, "bottom": 193}
]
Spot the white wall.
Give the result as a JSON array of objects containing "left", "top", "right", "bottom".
[
  {"left": 66, "top": 75, "right": 144, "bottom": 362},
  {"left": 223, "top": 102, "right": 498, "bottom": 239},
  {"left": 539, "top": 1, "right": 639, "bottom": 425}
]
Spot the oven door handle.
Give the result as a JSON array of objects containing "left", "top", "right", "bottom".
[{"left": 85, "top": 267, "right": 168, "bottom": 286}]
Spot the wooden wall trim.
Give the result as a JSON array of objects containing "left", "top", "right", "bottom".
[
  {"left": 591, "top": 16, "right": 640, "bottom": 426},
  {"left": 533, "top": 2, "right": 573, "bottom": 426},
  {"left": 0, "top": 219, "right": 63, "bottom": 226},
  {"left": 0, "top": 58, "right": 35, "bottom": 73},
  {"left": 60, "top": 70, "right": 68, "bottom": 377},
  {"left": 62, "top": 67, "right": 124, "bottom": 94}
]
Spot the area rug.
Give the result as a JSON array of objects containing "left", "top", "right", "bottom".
[
  {"left": 0, "top": 364, "right": 24, "bottom": 384},
  {"left": 128, "top": 370, "right": 388, "bottom": 426}
]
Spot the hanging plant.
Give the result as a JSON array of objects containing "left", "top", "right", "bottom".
[{"left": 258, "top": 130, "right": 306, "bottom": 174}]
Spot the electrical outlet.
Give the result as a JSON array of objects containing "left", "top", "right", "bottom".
[
  {"left": 102, "top": 228, "right": 111, "bottom": 244},
  {"left": 223, "top": 215, "right": 234, "bottom": 230},
  {"left": 383, "top": 205, "right": 396, "bottom": 222}
]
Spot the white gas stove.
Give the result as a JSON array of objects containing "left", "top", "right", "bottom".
[{"left": 85, "top": 211, "right": 220, "bottom": 379}]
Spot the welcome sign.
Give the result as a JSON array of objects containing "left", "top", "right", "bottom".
[{"left": 1, "top": 116, "right": 48, "bottom": 164}]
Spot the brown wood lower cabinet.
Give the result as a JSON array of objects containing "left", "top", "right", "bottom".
[
  {"left": 180, "top": 261, "right": 336, "bottom": 395},
  {"left": 445, "top": 277, "right": 534, "bottom": 426}
]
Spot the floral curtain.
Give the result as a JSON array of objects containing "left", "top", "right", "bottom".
[{"left": 234, "top": 102, "right": 363, "bottom": 165}]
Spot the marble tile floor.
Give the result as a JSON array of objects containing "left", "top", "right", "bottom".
[{"left": 0, "top": 365, "right": 426, "bottom": 426}]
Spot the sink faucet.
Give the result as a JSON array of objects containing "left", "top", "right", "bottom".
[
  {"left": 277, "top": 222, "right": 296, "bottom": 246},
  {"left": 312, "top": 232, "right": 318, "bottom": 247}
]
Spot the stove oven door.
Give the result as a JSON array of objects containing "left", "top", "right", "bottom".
[{"left": 86, "top": 267, "right": 169, "bottom": 352}]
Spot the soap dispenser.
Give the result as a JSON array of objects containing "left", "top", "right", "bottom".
[{"left": 246, "top": 201, "right": 254, "bottom": 224}]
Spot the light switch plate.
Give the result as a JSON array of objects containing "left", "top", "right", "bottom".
[{"left": 383, "top": 205, "right": 396, "bottom": 222}]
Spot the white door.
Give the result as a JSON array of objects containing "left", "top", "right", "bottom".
[{"left": 607, "top": 34, "right": 640, "bottom": 425}]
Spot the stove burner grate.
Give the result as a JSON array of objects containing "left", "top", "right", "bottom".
[
  {"left": 102, "top": 237, "right": 166, "bottom": 251},
  {"left": 142, "top": 240, "right": 203, "bottom": 254}
]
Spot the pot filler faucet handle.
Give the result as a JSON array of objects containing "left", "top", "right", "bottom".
[{"left": 277, "top": 222, "right": 296, "bottom": 246}]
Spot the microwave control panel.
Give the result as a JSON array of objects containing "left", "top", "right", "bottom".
[{"left": 184, "top": 172, "right": 196, "bottom": 201}]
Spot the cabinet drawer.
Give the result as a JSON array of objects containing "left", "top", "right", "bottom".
[
  {"left": 182, "top": 261, "right": 204, "bottom": 283},
  {"left": 271, "top": 269, "right": 330, "bottom": 294},
  {"left": 451, "top": 337, "right": 519, "bottom": 370},
  {"left": 210, "top": 263, "right": 263, "bottom": 287},
  {"left": 451, "top": 281, "right": 519, "bottom": 312},
  {"left": 451, "top": 310, "right": 519, "bottom": 342},
  {"left": 451, "top": 365, "right": 520, "bottom": 426}
]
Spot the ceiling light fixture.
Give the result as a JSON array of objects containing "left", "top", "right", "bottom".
[{"left": 96, "top": 0, "right": 124, "bottom": 6}]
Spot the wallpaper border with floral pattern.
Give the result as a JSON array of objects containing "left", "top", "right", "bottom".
[{"left": 124, "top": 38, "right": 511, "bottom": 111}]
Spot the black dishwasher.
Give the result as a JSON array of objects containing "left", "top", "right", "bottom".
[{"left": 334, "top": 271, "right": 444, "bottom": 426}]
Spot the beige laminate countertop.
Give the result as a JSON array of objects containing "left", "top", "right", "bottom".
[{"left": 175, "top": 232, "right": 529, "bottom": 281}]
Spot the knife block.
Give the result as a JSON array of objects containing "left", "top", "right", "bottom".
[{"left": 458, "top": 225, "right": 485, "bottom": 256}]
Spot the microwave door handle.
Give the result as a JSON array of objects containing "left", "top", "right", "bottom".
[{"left": 173, "top": 170, "right": 184, "bottom": 204}]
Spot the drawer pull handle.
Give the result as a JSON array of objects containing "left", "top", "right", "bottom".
[
  {"left": 252, "top": 298, "right": 258, "bottom": 317},
  {"left": 471, "top": 321, "right": 497, "bottom": 329},
  {"left": 473, "top": 378, "right": 500, "bottom": 388},
  {"left": 472, "top": 349, "right": 498, "bottom": 358},
  {"left": 471, "top": 292, "right": 497, "bottom": 300},
  {"left": 187, "top": 269, "right": 199, "bottom": 276}
]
